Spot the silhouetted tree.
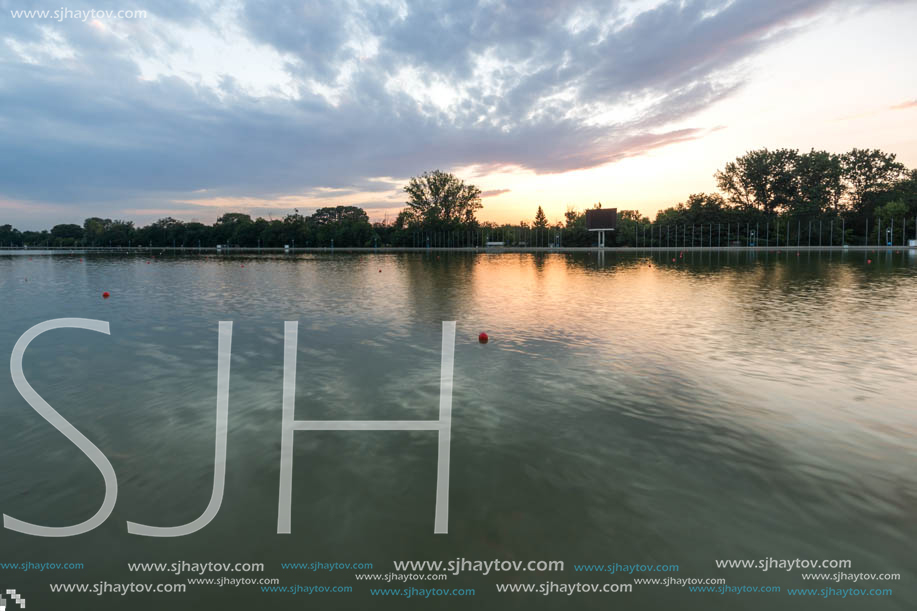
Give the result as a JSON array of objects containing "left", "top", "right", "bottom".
[
  {"left": 403, "top": 170, "right": 482, "bottom": 230},
  {"left": 533, "top": 205, "right": 548, "bottom": 228}
]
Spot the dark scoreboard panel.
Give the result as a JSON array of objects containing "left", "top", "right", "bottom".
[{"left": 585, "top": 208, "right": 617, "bottom": 230}]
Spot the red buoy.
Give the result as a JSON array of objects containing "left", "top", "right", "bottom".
[
  {"left": 867, "top": 259, "right": 872, "bottom": 264},
  {"left": 478, "top": 332, "right": 489, "bottom": 344},
  {"left": 672, "top": 257, "right": 676, "bottom": 262},
  {"left": 102, "top": 291, "right": 110, "bottom": 298}
]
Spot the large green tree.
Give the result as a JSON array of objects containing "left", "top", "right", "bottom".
[
  {"left": 841, "top": 148, "right": 907, "bottom": 213},
  {"left": 715, "top": 148, "right": 799, "bottom": 214},
  {"left": 312, "top": 205, "right": 372, "bottom": 246},
  {"left": 792, "top": 149, "right": 844, "bottom": 217},
  {"left": 51, "top": 223, "right": 84, "bottom": 242},
  {"left": 0, "top": 223, "right": 22, "bottom": 246},
  {"left": 83, "top": 217, "right": 134, "bottom": 245},
  {"left": 402, "top": 170, "right": 482, "bottom": 229}
]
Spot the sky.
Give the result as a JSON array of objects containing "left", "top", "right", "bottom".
[{"left": 1, "top": 0, "right": 916, "bottom": 230}]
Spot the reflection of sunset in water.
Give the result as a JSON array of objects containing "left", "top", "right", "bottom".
[{"left": 0, "top": 251, "right": 914, "bottom": 610}]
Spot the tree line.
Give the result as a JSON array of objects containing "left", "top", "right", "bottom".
[
  {"left": 562, "top": 147, "right": 916, "bottom": 247},
  {"left": 2, "top": 149, "right": 914, "bottom": 249}
]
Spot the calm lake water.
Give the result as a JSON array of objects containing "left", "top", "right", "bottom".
[{"left": 0, "top": 250, "right": 914, "bottom": 610}]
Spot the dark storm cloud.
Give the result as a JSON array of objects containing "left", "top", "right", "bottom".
[{"left": 0, "top": 0, "right": 894, "bottom": 224}]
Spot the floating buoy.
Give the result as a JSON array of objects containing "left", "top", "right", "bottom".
[
  {"left": 102, "top": 291, "right": 110, "bottom": 298},
  {"left": 672, "top": 257, "right": 676, "bottom": 262},
  {"left": 867, "top": 259, "right": 872, "bottom": 264},
  {"left": 241, "top": 264, "right": 245, "bottom": 267},
  {"left": 478, "top": 332, "right": 489, "bottom": 344}
]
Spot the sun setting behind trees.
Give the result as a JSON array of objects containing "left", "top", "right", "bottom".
[
  {"left": 2, "top": 147, "right": 914, "bottom": 249},
  {"left": 2, "top": 2, "right": 915, "bottom": 229}
]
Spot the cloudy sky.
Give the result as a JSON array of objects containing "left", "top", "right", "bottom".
[{"left": 1, "top": 0, "right": 915, "bottom": 229}]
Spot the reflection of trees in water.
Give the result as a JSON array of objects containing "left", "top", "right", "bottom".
[
  {"left": 400, "top": 252, "right": 478, "bottom": 325},
  {"left": 532, "top": 252, "right": 547, "bottom": 273},
  {"left": 561, "top": 251, "right": 635, "bottom": 273}
]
